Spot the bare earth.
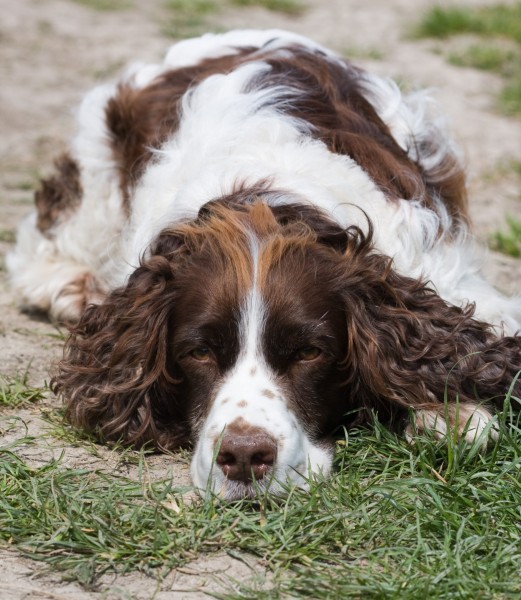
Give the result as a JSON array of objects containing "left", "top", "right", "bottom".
[{"left": 1, "top": 0, "right": 520, "bottom": 597}]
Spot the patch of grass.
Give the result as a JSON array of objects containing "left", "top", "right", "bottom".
[
  {"left": 3, "top": 178, "right": 35, "bottom": 191},
  {"left": 41, "top": 406, "right": 103, "bottom": 449},
  {"left": 416, "top": 3, "right": 521, "bottom": 116},
  {"left": 508, "top": 160, "right": 521, "bottom": 177},
  {"left": 231, "top": 0, "right": 305, "bottom": 15},
  {"left": 511, "top": 160, "right": 521, "bottom": 177},
  {"left": 343, "top": 46, "right": 384, "bottom": 61},
  {"left": 0, "top": 373, "right": 47, "bottom": 409},
  {"left": 163, "top": 0, "right": 307, "bottom": 38},
  {"left": 0, "top": 229, "right": 16, "bottom": 243},
  {"left": 501, "top": 73, "right": 521, "bottom": 114},
  {"left": 415, "top": 7, "right": 478, "bottom": 39},
  {"left": 163, "top": 0, "right": 220, "bottom": 38},
  {"left": 166, "top": 0, "right": 218, "bottom": 15},
  {"left": 482, "top": 158, "right": 521, "bottom": 182},
  {"left": 69, "top": 0, "right": 133, "bottom": 10},
  {"left": 415, "top": 4, "right": 521, "bottom": 44},
  {"left": 448, "top": 43, "right": 518, "bottom": 73},
  {"left": 40, "top": 406, "right": 147, "bottom": 461},
  {"left": 490, "top": 216, "right": 521, "bottom": 257},
  {"left": 1, "top": 391, "right": 521, "bottom": 597}
]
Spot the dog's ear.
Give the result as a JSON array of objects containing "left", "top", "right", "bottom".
[
  {"left": 338, "top": 230, "right": 521, "bottom": 422},
  {"left": 53, "top": 236, "right": 189, "bottom": 450}
]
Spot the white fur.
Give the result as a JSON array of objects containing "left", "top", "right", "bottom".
[
  {"left": 7, "top": 80, "right": 126, "bottom": 321},
  {"left": 405, "top": 403, "right": 499, "bottom": 447},
  {"left": 164, "top": 29, "right": 335, "bottom": 69}
]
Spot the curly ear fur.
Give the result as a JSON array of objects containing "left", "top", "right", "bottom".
[
  {"left": 52, "top": 252, "right": 189, "bottom": 450},
  {"left": 338, "top": 227, "right": 521, "bottom": 427}
]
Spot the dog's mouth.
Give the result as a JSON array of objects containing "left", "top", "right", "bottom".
[
  {"left": 213, "top": 468, "right": 300, "bottom": 501},
  {"left": 216, "top": 478, "right": 272, "bottom": 501}
]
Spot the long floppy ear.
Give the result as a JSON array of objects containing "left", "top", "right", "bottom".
[
  {"left": 52, "top": 241, "right": 190, "bottom": 450},
  {"left": 339, "top": 227, "right": 521, "bottom": 431}
]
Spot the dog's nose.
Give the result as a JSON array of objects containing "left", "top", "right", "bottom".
[{"left": 216, "top": 432, "right": 277, "bottom": 482}]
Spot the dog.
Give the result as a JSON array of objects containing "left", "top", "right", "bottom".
[{"left": 8, "top": 30, "right": 521, "bottom": 499}]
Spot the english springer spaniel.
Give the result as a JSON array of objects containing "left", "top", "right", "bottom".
[{"left": 8, "top": 30, "right": 521, "bottom": 500}]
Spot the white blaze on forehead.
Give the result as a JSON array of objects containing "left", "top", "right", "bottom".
[
  {"left": 241, "top": 230, "right": 265, "bottom": 359},
  {"left": 190, "top": 232, "right": 333, "bottom": 497}
]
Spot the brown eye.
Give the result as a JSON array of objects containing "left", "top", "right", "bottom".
[
  {"left": 296, "top": 346, "right": 322, "bottom": 361},
  {"left": 190, "top": 347, "right": 211, "bottom": 362}
]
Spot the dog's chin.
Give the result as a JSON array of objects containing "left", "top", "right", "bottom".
[
  {"left": 191, "top": 436, "right": 335, "bottom": 500},
  {"left": 216, "top": 478, "right": 277, "bottom": 501},
  {"left": 199, "top": 464, "right": 329, "bottom": 501},
  {"left": 210, "top": 476, "right": 300, "bottom": 501}
]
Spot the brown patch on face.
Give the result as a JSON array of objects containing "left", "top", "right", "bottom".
[
  {"left": 250, "top": 366, "right": 257, "bottom": 376},
  {"left": 105, "top": 49, "right": 256, "bottom": 210},
  {"left": 253, "top": 202, "right": 349, "bottom": 295},
  {"left": 35, "top": 153, "right": 82, "bottom": 235},
  {"left": 261, "top": 389, "right": 276, "bottom": 399},
  {"left": 237, "top": 399, "right": 248, "bottom": 408},
  {"left": 155, "top": 199, "right": 263, "bottom": 297},
  {"left": 216, "top": 200, "right": 319, "bottom": 289},
  {"left": 226, "top": 416, "right": 271, "bottom": 438}
]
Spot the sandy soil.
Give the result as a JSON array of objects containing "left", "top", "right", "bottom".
[{"left": 1, "top": 0, "right": 520, "bottom": 597}]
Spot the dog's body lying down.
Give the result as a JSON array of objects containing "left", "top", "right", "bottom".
[{"left": 8, "top": 30, "right": 521, "bottom": 499}]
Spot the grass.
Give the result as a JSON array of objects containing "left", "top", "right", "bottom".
[
  {"left": 415, "top": 4, "right": 521, "bottom": 43},
  {"left": 415, "top": 3, "right": 521, "bottom": 115},
  {"left": 448, "top": 44, "right": 518, "bottom": 73},
  {"left": 1, "top": 387, "right": 521, "bottom": 597},
  {"left": 164, "top": 0, "right": 220, "bottom": 38},
  {"left": 163, "top": 0, "right": 306, "bottom": 38},
  {"left": 343, "top": 45, "right": 384, "bottom": 61},
  {"left": 490, "top": 216, "right": 521, "bottom": 257},
  {"left": 68, "top": 0, "right": 133, "bottom": 10},
  {"left": 511, "top": 160, "right": 521, "bottom": 177},
  {"left": 0, "top": 229, "right": 16, "bottom": 243},
  {"left": 0, "top": 373, "right": 47, "bottom": 409},
  {"left": 230, "top": 0, "right": 304, "bottom": 15}
]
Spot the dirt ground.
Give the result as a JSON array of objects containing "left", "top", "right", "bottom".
[{"left": 1, "top": 0, "right": 520, "bottom": 597}]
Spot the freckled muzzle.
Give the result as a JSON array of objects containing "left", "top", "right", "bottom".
[{"left": 190, "top": 401, "right": 335, "bottom": 500}]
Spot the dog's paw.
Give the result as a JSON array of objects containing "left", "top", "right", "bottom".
[{"left": 405, "top": 403, "right": 499, "bottom": 447}]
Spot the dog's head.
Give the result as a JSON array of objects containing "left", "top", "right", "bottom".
[{"left": 55, "top": 192, "right": 520, "bottom": 499}]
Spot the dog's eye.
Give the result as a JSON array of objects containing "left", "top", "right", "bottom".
[
  {"left": 296, "top": 346, "right": 322, "bottom": 361},
  {"left": 190, "top": 347, "right": 212, "bottom": 362}
]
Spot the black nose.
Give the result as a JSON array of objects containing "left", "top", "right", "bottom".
[{"left": 216, "top": 431, "right": 277, "bottom": 482}]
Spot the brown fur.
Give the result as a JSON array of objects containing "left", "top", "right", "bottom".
[
  {"left": 105, "top": 50, "right": 254, "bottom": 209},
  {"left": 250, "top": 46, "right": 468, "bottom": 222},
  {"left": 35, "top": 153, "right": 82, "bottom": 235}
]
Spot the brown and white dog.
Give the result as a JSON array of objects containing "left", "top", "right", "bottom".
[{"left": 8, "top": 30, "right": 521, "bottom": 499}]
